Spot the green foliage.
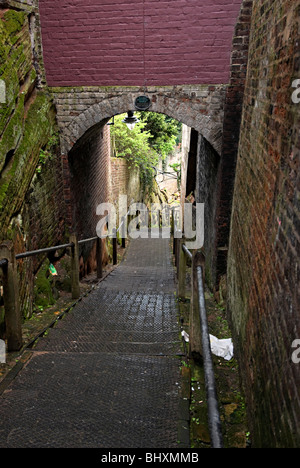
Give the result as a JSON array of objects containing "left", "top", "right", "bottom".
[
  {"left": 36, "top": 131, "right": 59, "bottom": 173},
  {"left": 110, "top": 112, "right": 181, "bottom": 191},
  {"left": 34, "top": 260, "right": 55, "bottom": 311},
  {"left": 140, "top": 113, "right": 181, "bottom": 160},
  {"left": 110, "top": 113, "right": 159, "bottom": 190},
  {"left": 169, "top": 161, "right": 182, "bottom": 190}
]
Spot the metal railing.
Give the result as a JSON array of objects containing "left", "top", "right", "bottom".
[
  {"left": 15, "top": 242, "right": 75, "bottom": 260},
  {"left": 174, "top": 234, "right": 223, "bottom": 449},
  {"left": 0, "top": 207, "right": 139, "bottom": 353},
  {"left": 0, "top": 214, "right": 223, "bottom": 446},
  {"left": 0, "top": 228, "right": 125, "bottom": 353}
]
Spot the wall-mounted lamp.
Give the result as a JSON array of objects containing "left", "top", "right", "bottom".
[
  {"left": 122, "top": 111, "right": 139, "bottom": 131},
  {"left": 107, "top": 116, "right": 115, "bottom": 126}
]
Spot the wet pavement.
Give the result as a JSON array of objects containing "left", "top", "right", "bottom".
[{"left": 0, "top": 237, "right": 188, "bottom": 448}]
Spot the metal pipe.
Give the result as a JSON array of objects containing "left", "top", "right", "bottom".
[
  {"left": 182, "top": 244, "right": 192, "bottom": 260},
  {"left": 196, "top": 265, "right": 223, "bottom": 448},
  {"left": 15, "top": 243, "right": 74, "bottom": 260},
  {"left": 78, "top": 237, "right": 98, "bottom": 245},
  {"left": 15, "top": 233, "right": 104, "bottom": 260}
]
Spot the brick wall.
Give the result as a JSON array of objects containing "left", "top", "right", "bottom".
[
  {"left": 67, "top": 126, "right": 142, "bottom": 274},
  {"left": 68, "top": 123, "right": 111, "bottom": 243},
  {"left": 196, "top": 135, "right": 221, "bottom": 288},
  {"left": 39, "top": 0, "right": 243, "bottom": 87},
  {"left": 66, "top": 123, "right": 111, "bottom": 276},
  {"left": 214, "top": 0, "right": 253, "bottom": 283},
  {"left": 110, "top": 156, "right": 142, "bottom": 214},
  {"left": 110, "top": 158, "right": 130, "bottom": 205},
  {"left": 227, "top": 0, "right": 300, "bottom": 447},
  {"left": 18, "top": 147, "right": 67, "bottom": 318}
]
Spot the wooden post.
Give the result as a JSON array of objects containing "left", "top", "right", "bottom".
[
  {"left": 96, "top": 237, "right": 103, "bottom": 279},
  {"left": 174, "top": 229, "right": 182, "bottom": 271},
  {"left": 113, "top": 229, "right": 117, "bottom": 265},
  {"left": 70, "top": 233, "right": 80, "bottom": 300},
  {"left": 178, "top": 238, "right": 187, "bottom": 300},
  {"left": 121, "top": 216, "right": 126, "bottom": 249},
  {"left": 0, "top": 242, "right": 22, "bottom": 352},
  {"left": 172, "top": 210, "right": 176, "bottom": 255},
  {"left": 190, "top": 251, "right": 205, "bottom": 359}
]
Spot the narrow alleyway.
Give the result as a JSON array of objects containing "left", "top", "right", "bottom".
[{"left": 0, "top": 237, "right": 188, "bottom": 448}]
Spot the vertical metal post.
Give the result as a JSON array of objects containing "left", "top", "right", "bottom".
[
  {"left": 190, "top": 251, "right": 205, "bottom": 358},
  {"left": 96, "top": 237, "right": 103, "bottom": 279},
  {"left": 196, "top": 263, "right": 223, "bottom": 448},
  {"left": 70, "top": 233, "right": 80, "bottom": 300},
  {"left": 0, "top": 242, "right": 22, "bottom": 352}
]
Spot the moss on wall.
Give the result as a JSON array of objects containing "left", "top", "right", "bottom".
[
  {"left": 33, "top": 259, "right": 55, "bottom": 310},
  {"left": 0, "top": 6, "right": 67, "bottom": 333},
  {"left": 0, "top": 8, "right": 58, "bottom": 239}
]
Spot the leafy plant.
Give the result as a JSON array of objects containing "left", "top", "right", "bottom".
[
  {"left": 169, "top": 162, "right": 182, "bottom": 190},
  {"left": 139, "top": 113, "right": 181, "bottom": 161},
  {"left": 110, "top": 113, "right": 158, "bottom": 190},
  {"left": 110, "top": 112, "right": 181, "bottom": 192},
  {"left": 36, "top": 131, "right": 59, "bottom": 174}
]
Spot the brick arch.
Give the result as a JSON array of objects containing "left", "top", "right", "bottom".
[
  {"left": 53, "top": 0, "right": 253, "bottom": 289},
  {"left": 52, "top": 85, "right": 227, "bottom": 156}
]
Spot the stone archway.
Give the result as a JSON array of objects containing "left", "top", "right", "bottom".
[{"left": 51, "top": 85, "right": 227, "bottom": 157}]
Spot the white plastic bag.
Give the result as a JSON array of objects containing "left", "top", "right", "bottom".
[
  {"left": 209, "top": 334, "right": 234, "bottom": 361},
  {"left": 181, "top": 331, "right": 190, "bottom": 342}
]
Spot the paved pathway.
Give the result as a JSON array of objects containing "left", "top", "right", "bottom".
[{"left": 0, "top": 237, "right": 188, "bottom": 448}]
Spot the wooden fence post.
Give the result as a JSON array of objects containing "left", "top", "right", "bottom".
[
  {"left": 96, "top": 237, "right": 103, "bottom": 279},
  {"left": 120, "top": 215, "right": 126, "bottom": 249},
  {"left": 0, "top": 242, "right": 22, "bottom": 352},
  {"left": 178, "top": 238, "right": 187, "bottom": 300},
  {"left": 70, "top": 233, "right": 80, "bottom": 300},
  {"left": 113, "top": 228, "right": 118, "bottom": 265},
  {"left": 175, "top": 229, "right": 182, "bottom": 271},
  {"left": 190, "top": 251, "right": 206, "bottom": 359}
]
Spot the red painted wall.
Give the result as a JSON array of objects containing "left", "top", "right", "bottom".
[{"left": 39, "top": 0, "right": 243, "bottom": 87}]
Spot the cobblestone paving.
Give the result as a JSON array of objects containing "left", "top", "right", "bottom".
[{"left": 0, "top": 237, "right": 186, "bottom": 448}]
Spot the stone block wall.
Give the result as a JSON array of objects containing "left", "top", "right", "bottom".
[
  {"left": 0, "top": 4, "right": 67, "bottom": 323},
  {"left": 227, "top": 0, "right": 300, "bottom": 447},
  {"left": 51, "top": 85, "right": 227, "bottom": 157},
  {"left": 110, "top": 157, "right": 141, "bottom": 206}
]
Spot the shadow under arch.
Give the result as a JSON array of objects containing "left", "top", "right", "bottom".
[
  {"left": 53, "top": 81, "right": 240, "bottom": 287},
  {"left": 52, "top": 85, "right": 227, "bottom": 157},
  {"left": 64, "top": 104, "right": 223, "bottom": 286}
]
